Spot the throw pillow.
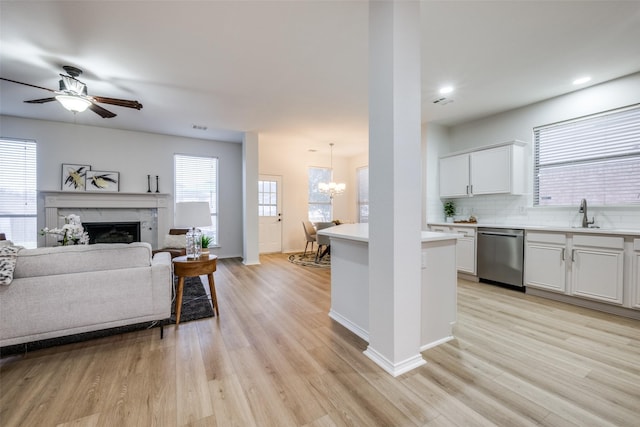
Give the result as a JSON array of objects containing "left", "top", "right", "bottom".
[
  {"left": 0, "top": 246, "right": 21, "bottom": 286},
  {"left": 164, "top": 234, "right": 186, "bottom": 248}
]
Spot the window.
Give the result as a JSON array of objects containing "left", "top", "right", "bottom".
[
  {"left": 357, "top": 166, "right": 369, "bottom": 223},
  {"left": 174, "top": 154, "right": 218, "bottom": 245},
  {"left": 0, "top": 139, "right": 37, "bottom": 248},
  {"left": 534, "top": 104, "right": 640, "bottom": 206},
  {"left": 308, "top": 167, "right": 331, "bottom": 222},
  {"left": 258, "top": 180, "right": 277, "bottom": 217}
]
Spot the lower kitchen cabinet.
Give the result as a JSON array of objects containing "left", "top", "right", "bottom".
[
  {"left": 430, "top": 225, "right": 476, "bottom": 275},
  {"left": 633, "top": 239, "right": 640, "bottom": 309},
  {"left": 524, "top": 232, "right": 566, "bottom": 292},
  {"left": 571, "top": 235, "right": 624, "bottom": 304},
  {"left": 525, "top": 231, "right": 625, "bottom": 305}
]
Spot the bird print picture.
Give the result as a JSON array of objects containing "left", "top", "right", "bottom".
[
  {"left": 86, "top": 170, "right": 119, "bottom": 192},
  {"left": 61, "top": 164, "right": 91, "bottom": 191}
]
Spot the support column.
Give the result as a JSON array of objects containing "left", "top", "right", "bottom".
[
  {"left": 365, "top": 0, "right": 424, "bottom": 376},
  {"left": 242, "top": 132, "right": 260, "bottom": 265}
]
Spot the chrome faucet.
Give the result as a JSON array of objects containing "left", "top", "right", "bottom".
[{"left": 579, "top": 199, "right": 595, "bottom": 228}]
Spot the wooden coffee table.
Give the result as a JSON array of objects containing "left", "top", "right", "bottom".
[{"left": 172, "top": 254, "right": 218, "bottom": 325}]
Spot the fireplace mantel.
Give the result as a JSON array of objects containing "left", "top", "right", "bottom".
[{"left": 41, "top": 191, "right": 171, "bottom": 247}]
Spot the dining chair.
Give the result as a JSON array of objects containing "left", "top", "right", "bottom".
[{"left": 302, "top": 221, "right": 317, "bottom": 255}]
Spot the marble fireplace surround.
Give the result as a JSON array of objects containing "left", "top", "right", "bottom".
[{"left": 42, "top": 191, "right": 170, "bottom": 248}]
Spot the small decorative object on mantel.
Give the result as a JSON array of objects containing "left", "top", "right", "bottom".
[
  {"left": 86, "top": 170, "right": 119, "bottom": 192},
  {"left": 40, "top": 214, "right": 89, "bottom": 245},
  {"left": 61, "top": 164, "right": 91, "bottom": 192},
  {"left": 155, "top": 175, "right": 160, "bottom": 193},
  {"left": 443, "top": 201, "right": 456, "bottom": 223},
  {"left": 147, "top": 174, "right": 152, "bottom": 193}
]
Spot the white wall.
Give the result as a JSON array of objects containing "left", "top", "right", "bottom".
[
  {"left": 428, "top": 72, "right": 640, "bottom": 229},
  {"left": 0, "top": 116, "right": 244, "bottom": 257},
  {"left": 259, "top": 139, "right": 358, "bottom": 253}
]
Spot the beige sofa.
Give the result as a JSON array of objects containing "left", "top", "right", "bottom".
[{"left": 0, "top": 242, "right": 172, "bottom": 349}]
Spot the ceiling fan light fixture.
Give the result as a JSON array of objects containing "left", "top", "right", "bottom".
[{"left": 55, "top": 95, "right": 91, "bottom": 113}]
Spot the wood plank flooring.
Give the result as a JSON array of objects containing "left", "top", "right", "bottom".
[{"left": 1, "top": 253, "right": 639, "bottom": 426}]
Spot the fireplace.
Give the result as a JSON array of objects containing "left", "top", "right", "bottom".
[{"left": 84, "top": 222, "right": 141, "bottom": 244}]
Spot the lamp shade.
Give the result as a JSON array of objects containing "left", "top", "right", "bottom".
[
  {"left": 174, "top": 202, "right": 212, "bottom": 228},
  {"left": 55, "top": 95, "right": 92, "bottom": 113}
]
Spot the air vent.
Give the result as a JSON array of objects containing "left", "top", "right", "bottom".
[{"left": 433, "top": 97, "right": 454, "bottom": 105}]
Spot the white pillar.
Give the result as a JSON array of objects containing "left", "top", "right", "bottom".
[
  {"left": 365, "top": 0, "right": 424, "bottom": 376},
  {"left": 242, "top": 132, "right": 260, "bottom": 265}
]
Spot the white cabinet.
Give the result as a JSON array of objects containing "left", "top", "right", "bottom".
[
  {"left": 571, "top": 235, "right": 624, "bottom": 304},
  {"left": 525, "top": 232, "right": 625, "bottom": 305},
  {"left": 439, "top": 154, "right": 470, "bottom": 198},
  {"left": 439, "top": 141, "right": 526, "bottom": 198},
  {"left": 525, "top": 232, "right": 567, "bottom": 293},
  {"left": 430, "top": 225, "right": 476, "bottom": 275},
  {"left": 632, "top": 239, "right": 640, "bottom": 309}
]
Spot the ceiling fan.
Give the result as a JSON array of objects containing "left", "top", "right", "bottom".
[{"left": 0, "top": 65, "right": 143, "bottom": 118}]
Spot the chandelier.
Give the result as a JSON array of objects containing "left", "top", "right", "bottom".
[{"left": 318, "top": 143, "right": 346, "bottom": 199}]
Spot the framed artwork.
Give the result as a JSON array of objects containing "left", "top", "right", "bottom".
[
  {"left": 85, "top": 170, "right": 119, "bottom": 192},
  {"left": 61, "top": 164, "right": 91, "bottom": 192}
]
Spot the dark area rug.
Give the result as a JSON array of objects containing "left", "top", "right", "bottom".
[
  {"left": 169, "top": 276, "right": 215, "bottom": 323},
  {"left": 0, "top": 276, "right": 214, "bottom": 357},
  {"left": 288, "top": 252, "right": 331, "bottom": 268}
]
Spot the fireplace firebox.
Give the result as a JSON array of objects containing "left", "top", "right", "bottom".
[{"left": 83, "top": 222, "right": 141, "bottom": 244}]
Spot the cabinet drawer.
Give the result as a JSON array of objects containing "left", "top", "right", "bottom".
[
  {"left": 450, "top": 227, "right": 476, "bottom": 237},
  {"left": 526, "top": 231, "right": 565, "bottom": 245},
  {"left": 430, "top": 226, "right": 451, "bottom": 233},
  {"left": 573, "top": 234, "right": 624, "bottom": 250}
]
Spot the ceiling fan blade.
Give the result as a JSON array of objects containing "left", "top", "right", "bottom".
[
  {"left": 1, "top": 77, "right": 56, "bottom": 92},
  {"left": 24, "top": 97, "right": 57, "bottom": 104},
  {"left": 89, "top": 103, "right": 117, "bottom": 118},
  {"left": 92, "top": 96, "right": 143, "bottom": 110}
]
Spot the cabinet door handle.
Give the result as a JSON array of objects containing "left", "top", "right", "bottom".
[
  {"left": 571, "top": 249, "right": 576, "bottom": 262},
  {"left": 469, "top": 185, "right": 473, "bottom": 195},
  {"left": 466, "top": 185, "right": 469, "bottom": 195},
  {"left": 561, "top": 248, "right": 565, "bottom": 261}
]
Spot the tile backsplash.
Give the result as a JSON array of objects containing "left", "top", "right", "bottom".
[{"left": 429, "top": 194, "right": 640, "bottom": 230}]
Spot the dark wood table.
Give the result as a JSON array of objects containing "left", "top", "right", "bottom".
[{"left": 172, "top": 254, "right": 218, "bottom": 325}]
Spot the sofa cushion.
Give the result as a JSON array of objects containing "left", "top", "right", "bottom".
[{"left": 14, "top": 242, "right": 153, "bottom": 279}]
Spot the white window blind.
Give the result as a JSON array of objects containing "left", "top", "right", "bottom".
[
  {"left": 0, "top": 139, "right": 37, "bottom": 247},
  {"left": 534, "top": 104, "right": 640, "bottom": 206},
  {"left": 308, "top": 167, "right": 331, "bottom": 222},
  {"left": 174, "top": 154, "right": 218, "bottom": 245},
  {"left": 357, "top": 166, "right": 369, "bottom": 223}
]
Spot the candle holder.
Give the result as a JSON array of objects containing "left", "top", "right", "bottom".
[
  {"left": 147, "top": 175, "right": 152, "bottom": 193},
  {"left": 155, "top": 175, "right": 160, "bottom": 193}
]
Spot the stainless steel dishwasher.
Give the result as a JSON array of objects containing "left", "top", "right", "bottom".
[{"left": 477, "top": 228, "right": 524, "bottom": 288}]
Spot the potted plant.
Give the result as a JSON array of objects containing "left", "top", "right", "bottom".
[
  {"left": 443, "top": 201, "right": 456, "bottom": 222},
  {"left": 201, "top": 234, "right": 211, "bottom": 256}
]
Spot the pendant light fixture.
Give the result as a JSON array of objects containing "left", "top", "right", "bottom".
[{"left": 318, "top": 143, "right": 346, "bottom": 199}]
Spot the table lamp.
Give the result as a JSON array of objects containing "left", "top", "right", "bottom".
[{"left": 174, "top": 202, "right": 212, "bottom": 258}]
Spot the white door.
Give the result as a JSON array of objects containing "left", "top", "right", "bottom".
[{"left": 258, "top": 175, "right": 282, "bottom": 253}]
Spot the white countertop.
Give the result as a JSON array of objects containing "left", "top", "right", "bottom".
[
  {"left": 428, "top": 222, "right": 640, "bottom": 237},
  {"left": 318, "top": 223, "right": 459, "bottom": 243}
]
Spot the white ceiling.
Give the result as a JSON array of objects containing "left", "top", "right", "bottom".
[{"left": 1, "top": 1, "right": 640, "bottom": 157}]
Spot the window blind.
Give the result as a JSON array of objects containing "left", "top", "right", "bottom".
[
  {"left": 0, "top": 139, "right": 37, "bottom": 247},
  {"left": 534, "top": 104, "right": 640, "bottom": 206},
  {"left": 174, "top": 154, "right": 218, "bottom": 244}
]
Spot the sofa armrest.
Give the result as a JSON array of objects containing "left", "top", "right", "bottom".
[{"left": 152, "top": 251, "right": 172, "bottom": 267}]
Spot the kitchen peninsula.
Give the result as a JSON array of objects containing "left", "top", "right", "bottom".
[{"left": 318, "top": 224, "right": 459, "bottom": 353}]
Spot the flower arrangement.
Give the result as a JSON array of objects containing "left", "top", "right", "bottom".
[{"left": 41, "top": 214, "right": 89, "bottom": 246}]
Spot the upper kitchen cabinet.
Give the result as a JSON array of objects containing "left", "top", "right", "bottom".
[{"left": 439, "top": 141, "right": 526, "bottom": 198}]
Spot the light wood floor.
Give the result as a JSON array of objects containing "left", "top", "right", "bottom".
[{"left": 1, "top": 253, "right": 639, "bottom": 427}]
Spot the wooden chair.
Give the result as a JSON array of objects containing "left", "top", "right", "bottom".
[
  {"left": 152, "top": 228, "right": 189, "bottom": 259},
  {"left": 302, "top": 221, "right": 316, "bottom": 255}
]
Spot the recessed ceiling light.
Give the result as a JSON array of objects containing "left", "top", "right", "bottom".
[
  {"left": 439, "top": 85, "right": 454, "bottom": 95},
  {"left": 573, "top": 76, "right": 591, "bottom": 85}
]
